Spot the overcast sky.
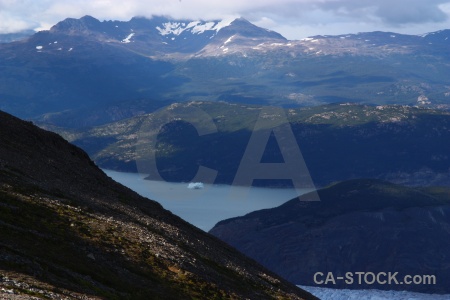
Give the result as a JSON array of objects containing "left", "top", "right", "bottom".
[{"left": 1, "top": 0, "right": 450, "bottom": 39}]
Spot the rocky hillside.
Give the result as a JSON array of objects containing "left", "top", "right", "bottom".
[
  {"left": 0, "top": 110, "right": 316, "bottom": 299},
  {"left": 210, "top": 179, "right": 450, "bottom": 294}
]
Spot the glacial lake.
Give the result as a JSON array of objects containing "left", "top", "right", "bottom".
[{"left": 103, "top": 169, "right": 314, "bottom": 231}]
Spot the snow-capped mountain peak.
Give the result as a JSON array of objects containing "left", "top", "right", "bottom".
[
  {"left": 43, "top": 15, "right": 287, "bottom": 56},
  {"left": 156, "top": 19, "right": 234, "bottom": 37}
]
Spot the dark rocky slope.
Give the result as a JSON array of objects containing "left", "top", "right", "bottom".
[
  {"left": 210, "top": 179, "right": 450, "bottom": 293},
  {"left": 0, "top": 110, "right": 316, "bottom": 300}
]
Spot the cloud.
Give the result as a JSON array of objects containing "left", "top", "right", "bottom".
[
  {"left": 242, "top": 0, "right": 449, "bottom": 26},
  {"left": 315, "top": 0, "right": 450, "bottom": 25},
  {"left": 0, "top": 0, "right": 450, "bottom": 38},
  {"left": 0, "top": 13, "right": 30, "bottom": 33},
  {"left": 243, "top": 0, "right": 450, "bottom": 38},
  {"left": 0, "top": 0, "right": 42, "bottom": 33},
  {"left": 375, "top": 0, "right": 448, "bottom": 24}
]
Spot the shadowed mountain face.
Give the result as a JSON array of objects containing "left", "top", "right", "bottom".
[
  {"left": 210, "top": 179, "right": 450, "bottom": 294},
  {"left": 0, "top": 110, "right": 317, "bottom": 300},
  {"left": 59, "top": 102, "right": 450, "bottom": 188}
]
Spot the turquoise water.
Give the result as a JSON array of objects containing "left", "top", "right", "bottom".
[{"left": 103, "top": 169, "right": 313, "bottom": 231}]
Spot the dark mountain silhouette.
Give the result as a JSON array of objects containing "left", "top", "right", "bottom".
[{"left": 210, "top": 179, "right": 450, "bottom": 294}]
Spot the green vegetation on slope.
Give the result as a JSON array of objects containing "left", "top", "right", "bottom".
[{"left": 64, "top": 102, "right": 450, "bottom": 187}]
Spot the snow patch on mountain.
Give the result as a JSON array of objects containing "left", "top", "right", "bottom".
[
  {"left": 224, "top": 35, "right": 235, "bottom": 45},
  {"left": 121, "top": 33, "right": 135, "bottom": 43},
  {"left": 190, "top": 21, "right": 216, "bottom": 34},
  {"left": 419, "top": 30, "right": 443, "bottom": 37},
  {"left": 212, "top": 18, "right": 234, "bottom": 32},
  {"left": 156, "top": 19, "right": 233, "bottom": 37},
  {"left": 156, "top": 22, "right": 185, "bottom": 36}
]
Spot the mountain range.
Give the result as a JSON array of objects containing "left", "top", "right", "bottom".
[
  {"left": 2, "top": 15, "right": 448, "bottom": 189},
  {"left": 0, "top": 15, "right": 449, "bottom": 128},
  {"left": 0, "top": 109, "right": 316, "bottom": 299}
]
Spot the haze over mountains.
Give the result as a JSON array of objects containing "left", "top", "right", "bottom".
[
  {"left": 0, "top": 15, "right": 449, "bottom": 128},
  {"left": 0, "top": 30, "right": 35, "bottom": 43}
]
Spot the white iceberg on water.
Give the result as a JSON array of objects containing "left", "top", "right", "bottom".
[{"left": 187, "top": 182, "right": 204, "bottom": 189}]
